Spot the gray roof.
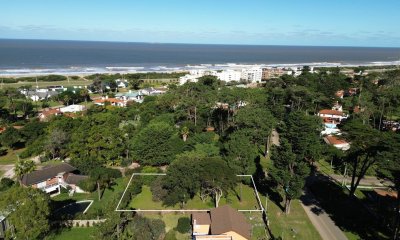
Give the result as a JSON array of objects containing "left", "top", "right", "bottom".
[
  {"left": 65, "top": 173, "right": 88, "bottom": 185},
  {"left": 21, "top": 163, "right": 76, "bottom": 186}
]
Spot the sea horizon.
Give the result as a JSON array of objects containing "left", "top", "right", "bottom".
[{"left": 1, "top": 38, "right": 400, "bottom": 76}]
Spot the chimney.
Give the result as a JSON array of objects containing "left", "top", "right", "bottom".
[{"left": 105, "top": 96, "right": 109, "bottom": 99}]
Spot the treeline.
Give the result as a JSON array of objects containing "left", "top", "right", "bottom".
[{"left": 0, "top": 75, "right": 79, "bottom": 83}]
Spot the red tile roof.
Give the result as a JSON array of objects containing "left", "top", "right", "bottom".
[
  {"left": 325, "top": 135, "right": 348, "bottom": 145},
  {"left": 319, "top": 109, "right": 344, "bottom": 116}
]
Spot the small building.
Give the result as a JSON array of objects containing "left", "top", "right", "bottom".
[
  {"left": 192, "top": 205, "right": 251, "bottom": 240},
  {"left": 38, "top": 108, "right": 62, "bottom": 122},
  {"left": 93, "top": 96, "right": 127, "bottom": 107},
  {"left": 21, "top": 163, "right": 87, "bottom": 194},
  {"left": 324, "top": 135, "right": 350, "bottom": 151},
  {"left": 317, "top": 109, "right": 348, "bottom": 122},
  {"left": 59, "top": 104, "right": 86, "bottom": 113}
]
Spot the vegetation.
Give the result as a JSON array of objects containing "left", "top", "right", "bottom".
[{"left": 1, "top": 67, "right": 400, "bottom": 239}]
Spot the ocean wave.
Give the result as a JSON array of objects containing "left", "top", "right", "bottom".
[{"left": 1, "top": 61, "right": 399, "bottom": 77}]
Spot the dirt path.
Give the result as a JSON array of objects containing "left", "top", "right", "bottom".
[{"left": 0, "top": 164, "right": 15, "bottom": 179}]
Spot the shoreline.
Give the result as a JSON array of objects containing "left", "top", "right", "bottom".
[{"left": 1, "top": 61, "right": 399, "bottom": 78}]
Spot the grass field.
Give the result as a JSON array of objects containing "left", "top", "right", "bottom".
[
  {"left": 266, "top": 197, "right": 322, "bottom": 240},
  {"left": 49, "top": 227, "right": 96, "bottom": 240},
  {"left": 0, "top": 148, "right": 25, "bottom": 165},
  {"left": 129, "top": 184, "right": 260, "bottom": 211},
  {"left": 2, "top": 79, "right": 91, "bottom": 88}
]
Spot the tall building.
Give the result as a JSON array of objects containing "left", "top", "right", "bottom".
[
  {"left": 214, "top": 69, "right": 242, "bottom": 82},
  {"left": 241, "top": 67, "right": 262, "bottom": 83}
]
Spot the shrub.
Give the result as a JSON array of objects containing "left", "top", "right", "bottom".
[
  {"left": 0, "top": 147, "right": 7, "bottom": 156},
  {"left": 175, "top": 217, "right": 191, "bottom": 234},
  {"left": 164, "top": 230, "right": 178, "bottom": 240},
  {"left": 78, "top": 178, "right": 97, "bottom": 192},
  {"left": 141, "top": 166, "right": 159, "bottom": 185},
  {"left": 0, "top": 178, "right": 14, "bottom": 191}
]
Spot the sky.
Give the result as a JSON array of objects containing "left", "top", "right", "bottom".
[{"left": 1, "top": 0, "right": 399, "bottom": 47}]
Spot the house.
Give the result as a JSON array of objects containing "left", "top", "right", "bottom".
[
  {"left": 38, "top": 108, "right": 62, "bottom": 122},
  {"left": 321, "top": 118, "right": 341, "bottom": 135},
  {"left": 139, "top": 87, "right": 167, "bottom": 96},
  {"left": 115, "top": 79, "right": 129, "bottom": 88},
  {"left": 21, "top": 163, "right": 87, "bottom": 194},
  {"left": 324, "top": 135, "right": 350, "bottom": 151},
  {"left": 317, "top": 109, "right": 348, "bottom": 122},
  {"left": 59, "top": 104, "right": 86, "bottom": 113},
  {"left": 93, "top": 96, "right": 127, "bottom": 107},
  {"left": 192, "top": 205, "right": 251, "bottom": 240},
  {"left": 115, "top": 90, "right": 143, "bottom": 103},
  {"left": 64, "top": 173, "right": 89, "bottom": 193},
  {"left": 21, "top": 89, "right": 59, "bottom": 101}
]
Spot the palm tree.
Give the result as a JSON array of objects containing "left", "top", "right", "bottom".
[
  {"left": 181, "top": 126, "right": 189, "bottom": 142},
  {"left": 14, "top": 158, "right": 36, "bottom": 181}
]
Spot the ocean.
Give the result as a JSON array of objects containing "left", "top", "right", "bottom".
[{"left": 0, "top": 39, "right": 400, "bottom": 76}]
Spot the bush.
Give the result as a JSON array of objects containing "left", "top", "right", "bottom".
[
  {"left": 175, "top": 217, "right": 191, "bottom": 234},
  {"left": 0, "top": 147, "right": 7, "bottom": 156},
  {"left": 0, "top": 178, "right": 14, "bottom": 191},
  {"left": 78, "top": 178, "right": 97, "bottom": 192},
  {"left": 141, "top": 166, "right": 159, "bottom": 185},
  {"left": 164, "top": 230, "right": 178, "bottom": 240}
]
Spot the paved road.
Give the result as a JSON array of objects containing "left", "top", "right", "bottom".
[{"left": 300, "top": 188, "right": 348, "bottom": 240}]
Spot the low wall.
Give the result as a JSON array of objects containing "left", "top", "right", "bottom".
[{"left": 54, "top": 219, "right": 106, "bottom": 227}]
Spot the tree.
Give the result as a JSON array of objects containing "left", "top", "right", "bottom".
[
  {"left": 0, "top": 127, "right": 21, "bottom": 149},
  {"left": 235, "top": 106, "right": 276, "bottom": 157},
  {"left": 283, "top": 111, "right": 323, "bottom": 165},
  {"left": 341, "top": 119, "right": 390, "bottom": 197},
  {"left": 199, "top": 158, "right": 237, "bottom": 207},
  {"left": 128, "top": 78, "right": 143, "bottom": 90},
  {"left": 270, "top": 139, "right": 310, "bottom": 214},
  {"left": 224, "top": 130, "right": 257, "bottom": 176},
  {"left": 180, "top": 126, "right": 189, "bottom": 142},
  {"left": 0, "top": 187, "right": 50, "bottom": 240},
  {"left": 45, "top": 128, "right": 69, "bottom": 160},
  {"left": 89, "top": 167, "right": 122, "bottom": 200},
  {"left": 14, "top": 159, "right": 35, "bottom": 181},
  {"left": 131, "top": 122, "right": 183, "bottom": 166}
]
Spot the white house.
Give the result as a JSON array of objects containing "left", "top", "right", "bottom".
[
  {"left": 21, "top": 163, "right": 88, "bottom": 194},
  {"left": 60, "top": 104, "right": 86, "bottom": 113},
  {"left": 317, "top": 109, "right": 348, "bottom": 122}
]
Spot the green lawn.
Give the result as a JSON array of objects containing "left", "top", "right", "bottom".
[
  {"left": 129, "top": 184, "right": 260, "bottom": 210},
  {"left": 49, "top": 227, "right": 96, "bottom": 240},
  {"left": 0, "top": 148, "right": 25, "bottom": 165},
  {"left": 52, "top": 177, "right": 128, "bottom": 218},
  {"left": 146, "top": 213, "right": 191, "bottom": 240},
  {"left": 266, "top": 197, "right": 322, "bottom": 240}
]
